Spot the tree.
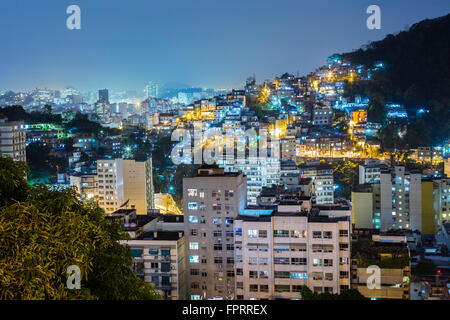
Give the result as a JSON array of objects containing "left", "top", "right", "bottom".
[{"left": 0, "top": 159, "right": 161, "bottom": 300}]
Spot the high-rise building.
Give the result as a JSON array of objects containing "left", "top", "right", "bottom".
[
  {"left": 0, "top": 119, "right": 26, "bottom": 162},
  {"left": 183, "top": 166, "right": 247, "bottom": 300},
  {"left": 146, "top": 82, "right": 160, "bottom": 99},
  {"left": 352, "top": 166, "right": 433, "bottom": 234},
  {"left": 95, "top": 89, "right": 111, "bottom": 119},
  {"left": 234, "top": 202, "right": 351, "bottom": 299},
  {"left": 97, "top": 158, "right": 154, "bottom": 215},
  {"left": 300, "top": 164, "right": 334, "bottom": 204}
]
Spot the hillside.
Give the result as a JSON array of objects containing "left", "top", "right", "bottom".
[{"left": 341, "top": 14, "right": 450, "bottom": 147}]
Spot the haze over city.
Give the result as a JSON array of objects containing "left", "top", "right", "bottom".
[{"left": 1, "top": 0, "right": 449, "bottom": 91}]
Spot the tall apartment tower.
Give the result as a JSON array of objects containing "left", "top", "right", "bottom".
[
  {"left": 95, "top": 88, "right": 111, "bottom": 119},
  {"left": 378, "top": 166, "right": 422, "bottom": 232},
  {"left": 183, "top": 166, "right": 247, "bottom": 300},
  {"left": 97, "top": 158, "right": 154, "bottom": 215},
  {"left": 0, "top": 119, "right": 27, "bottom": 162}
]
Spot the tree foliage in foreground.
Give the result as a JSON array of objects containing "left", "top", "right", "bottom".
[{"left": 0, "top": 157, "right": 161, "bottom": 300}]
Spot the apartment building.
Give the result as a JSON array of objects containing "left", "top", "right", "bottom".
[
  {"left": 300, "top": 164, "right": 334, "bottom": 204},
  {"left": 353, "top": 166, "right": 426, "bottom": 232},
  {"left": 433, "top": 178, "right": 450, "bottom": 233},
  {"left": 69, "top": 173, "right": 98, "bottom": 202},
  {"left": 125, "top": 231, "right": 186, "bottom": 300},
  {"left": 183, "top": 166, "right": 247, "bottom": 300},
  {"left": 312, "top": 106, "right": 333, "bottom": 126},
  {"left": 0, "top": 119, "right": 26, "bottom": 162},
  {"left": 219, "top": 155, "right": 280, "bottom": 206},
  {"left": 234, "top": 203, "right": 351, "bottom": 300},
  {"left": 351, "top": 234, "right": 411, "bottom": 300},
  {"left": 97, "top": 158, "right": 154, "bottom": 215}
]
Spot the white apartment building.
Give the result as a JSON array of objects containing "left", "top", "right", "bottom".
[
  {"left": 378, "top": 166, "right": 422, "bottom": 232},
  {"left": 234, "top": 204, "right": 351, "bottom": 300},
  {"left": 97, "top": 158, "right": 154, "bottom": 215},
  {"left": 219, "top": 155, "right": 280, "bottom": 206},
  {"left": 183, "top": 166, "right": 247, "bottom": 300},
  {"left": 0, "top": 119, "right": 26, "bottom": 162},
  {"left": 123, "top": 231, "right": 186, "bottom": 300},
  {"left": 300, "top": 164, "right": 334, "bottom": 204}
]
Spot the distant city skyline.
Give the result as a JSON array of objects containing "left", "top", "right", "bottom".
[{"left": 1, "top": 0, "right": 449, "bottom": 92}]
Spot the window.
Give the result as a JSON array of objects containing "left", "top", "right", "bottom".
[
  {"left": 340, "top": 257, "right": 349, "bottom": 265},
  {"left": 292, "top": 285, "right": 302, "bottom": 292},
  {"left": 226, "top": 257, "right": 234, "bottom": 264},
  {"left": 260, "top": 285, "right": 269, "bottom": 292},
  {"left": 249, "top": 257, "right": 258, "bottom": 265},
  {"left": 214, "top": 257, "right": 223, "bottom": 264},
  {"left": 339, "top": 243, "right": 349, "bottom": 251},
  {"left": 312, "top": 272, "right": 323, "bottom": 280},
  {"left": 225, "top": 218, "right": 233, "bottom": 225},
  {"left": 212, "top": 218, "right": 222, "bottom": 225},
  {"left": 212, "top": 190, "right": 221, "bottom": 198},
  {"left": 340, "top": 271, "right": 349, "bottom": 279},
  {"left": 199, "top": 192, "right": 204, "bottom": 198},
  {"left": 235, "top": 228, "right": 242, "bottom": 236},
  {"left": 313, "top": 258, "right": 322, "bottom": 267},
  {"left": 236, "top": 268, "right": 243, "bottom": 276},
  {"left": 274, "top": 230, "right": 289, "bottom": 237},
  {"left": 189, "top": 242, "right": 199, "bottom": 250},
  {"left": 226, "top": 244, "right": 234, "bottom": 251},
  {"left": 259, "top": 258, "right": 268, "bottom": 265},
  {"left": 213, "top": 230, "right": 222, "bottom": 237},
  {"left": 249, "top": 271, "right": 258, "bottom": 278},
  {"left": 248, "top": 230, "right": 258, "bottom": 238},
  {"left": 259, "top": 271, "right": 269, "bottom": 279},
  {"left": 274, "top": 271, "right": 290, "bottom": 279},
  {"left": 323, "top": 231, "right": 332, "bottom": 239},
  {"left": 188, "top": 202, "right": 198, "bottom": 210},
  {"left": 324, "top": 259, "right": 333, "bottom": 267},
  {"left": 190, "top": 269, "right": 199, "bottom": 276},
  {"left": 249, "top": 285, "right": 258, "bottom": 292},
  {"left": 190, "top": 229, "right": 198, "bottom": 236},
  {"left": 291, "top": 272, "right": 308, "bottom": 279},
  {"left": 227, "top": 270, "right": 235, "bottom": 277},
  {"left": 191, "top": 282, "right": 199, "bottom": 289},
  {"left": 339, "top": 230, "right": 349, "bottom": 237},
  {"left": 291, "top": 258, "right": 307, "bottom": 265},
  {"left": 213, "top": 243, "right": 222, "bottom": 251},
  {"left": 225, "top": 190, "right": 234, "bottom": 197},
  {"left": 187, "top": 189, "right": 197, "bottom": 197},
  {"left": 325, "top": 273, "right": 333, "bottom": 281},
  {"left": 291, "top": 230, "right": 306, "bottom": 238},
  {"left": 258, "top": 230, "right": 267, "bottom": 238},
  {"left": 226, "top": 231, "right": 234, "bottom": 238},
  {"left": 191, "top": 295, "right": 201, "bottom": 300},
  {"left": 189, "top": 255, "right": 199, "bottom": 263},
  {"left": 188, "top": 215, "right": 198, "bottom": 223},
  {"left": 274, "top": 257, "right": 290, "bottom": 265},
  {"left": 312, "top": 231, "right": 322, "bottom": 239},
  {"left": 275, "top": 285, "right": 290, "bottom": 292},
  {"left": 212, "top": 204, "right": 222, "bottom": 211}
]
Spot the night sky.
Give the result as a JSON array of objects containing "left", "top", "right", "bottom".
[{"left": 1, "top": 0, "right": 449, "bottom": 91}]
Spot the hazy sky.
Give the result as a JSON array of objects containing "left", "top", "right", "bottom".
[{"left": 0, "top": 0, "right": 449, "bottom": 92}]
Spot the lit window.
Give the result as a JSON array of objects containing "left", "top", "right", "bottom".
[
  {"left": 188, "top": 215, "right": 198, "bottom": 223},
  {"left": 189, "top": 242, "right": 199, "bottom": 250},
  {"left": 187, "top": 189, "right": 197, "bottom": 197},
  {"left": 189, "top": 255, "right": 199, "bottom": 263},
  {"left": 248, "top": 230, "right": 258, "bottom": 238},
  {"left": 188, "top": 202, "right": 198, "bottom": 210}
]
